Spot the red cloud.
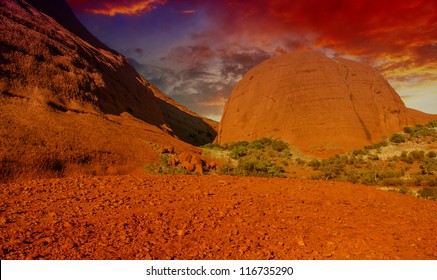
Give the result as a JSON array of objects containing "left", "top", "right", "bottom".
[
  {"left": 67, "top": 0, "right": 167, "bottom": 16},
  {"left": 195, "top": 0, "right": 437, "bottom": 82},
  {"left": 211, "top": 1, "right": 435, "bottom": 50}
]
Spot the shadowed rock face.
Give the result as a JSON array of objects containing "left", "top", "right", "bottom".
[
  {"left": 217, "top": 50, "right": 436, "bottom": 155},
  {"left": 0, "top": 0, "right": 216, "bottom": 182},
  {"left": 0, "top": 0, "right": 216, "bottom": 143},
  {"left": 1, "top": 0, "right": 165, "bottom": 125}
]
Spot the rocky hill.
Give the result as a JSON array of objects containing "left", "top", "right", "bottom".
[
  {"left": 0, "top": 0, "right": 215, "bottom": 182},
  {"left": 217, "top": 50, "right": 436, "bottom": 156}
]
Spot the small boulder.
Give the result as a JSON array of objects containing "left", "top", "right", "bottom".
[
  {"left": 181, "top": 161, "right": 195, "bottom": 172},
  {"left": 177, "top": 152, "right": 192, "bottom": 163},
  {"left": 206, "top": 161, "right": 217, "bottom": 170},
  {"left": 190, "top": 156, "right": 203, "bottom": 166},
  {"left": 194, "top": 164, "right": 203, "bottom": 174}
]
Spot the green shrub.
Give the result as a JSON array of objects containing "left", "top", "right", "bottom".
[
  {"left": 219, "top": 163, "right": 234, "bottom": 175},
  {"left": 420, "top": 158, "right": 437, "bottom": 175},
  {"left": 308, "top": 159, "right": 321, "bottom": 169},
  {"left": 418, "top": 187, "right": 437, "bottom": 200},
  {"left": 202, "top": 143, "right": 223, "bottom": 150},
  {"left": 410, "top": 150, "right": 425, "bottom": 161},
  {"left": 428, "top": 120, "right": 437, "bottom": 128},
  {"left": 224, "top": 141, "right": 248, "bottom": 150},
  {"left": 249, "top": 139, "right": 265, "bottom": 150},
  {"left": 231, "top": 146, "right": 248, "bottom": 159},
  {"left": 380, "top": 178, "right": 404, "bottom": 186},
  {"left": 234, "top": 157, "right": 285, "bottom": 177},
  {"left": 427, "top": 151, "right": 436, "bottom": 158},
  {"left": 398, "top": 186, "right": 410, "bottom": 194},
  {"left": 353, "top": 149, "right": 369, "bottom": 156},
  {"left": 369, "top": 154, "right": 380, "bottom": 161},
  {"left": 377, "top": 169, "right": 402, "bottom": 179},
  {"left": 403, "top": 126, "right": 413, "bottom": 134},
  {"left": 365, "top": 141, "right": 388, "bottom": 150},
  {"left": 399, "top": 151, "right": 426, "bottom": 164},
  {"left": 318, "top": 158, "right": 346, "bottom": 180},
  {"left": 345, "top": 170, "right": 362, "bottom": 184},
  {"left": 216, "top": 138, "right": 289, "bottom": 178},
  {"left": 270, "top": 139, "right": 289, "bottom": 152},
  {"left": 390, "top": 133, "right": 406, "bottom": 144}
]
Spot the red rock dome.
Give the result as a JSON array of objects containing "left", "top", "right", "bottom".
[{"left": 217, "top": 50, "right": 435, "bottom": 155}]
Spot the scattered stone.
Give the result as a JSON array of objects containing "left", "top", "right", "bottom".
[
  {"left": 297, "top": 238, "right": 306, "bottom": 247},
  {"left": 177, "top": 152, "right": 192, "bottom": 163},
  {"left": 181, "top": 162, "right": 195, "bottom": 172},
  {"left": 194, "top": 164, "right": 203, "bottom": 174}
]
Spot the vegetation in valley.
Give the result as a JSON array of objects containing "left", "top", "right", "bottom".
[
  {"left": 149, "top": 121, "right": 437, "bottom": 200},
  {"left": 204, "top": 138, "right": 291, "bottom": 178}
]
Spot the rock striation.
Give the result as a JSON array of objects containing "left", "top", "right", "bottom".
[{"left": 217, "top": 50, "right": 436, "bottom": 155}]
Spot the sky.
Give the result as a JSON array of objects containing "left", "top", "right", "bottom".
[{"left": 66, "top": 0, "right": 437, "bottom": 121}]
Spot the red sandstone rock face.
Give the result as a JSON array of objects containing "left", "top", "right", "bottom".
[
  {"left": 217, "top": 50, "right": 436, "bottom": 155},
  {"left": 0, "top": 0, "right": 216, "bottom": 145},
  {"left": 0, "top": 0, "right": 215, "bottom": 182}
]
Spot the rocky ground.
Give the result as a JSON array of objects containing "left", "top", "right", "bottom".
[{"left": 1, "top": 175, "right": 436, "bottom": 260}]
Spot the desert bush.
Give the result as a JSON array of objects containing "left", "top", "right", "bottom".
[
  {"left": 369, "top": 154, "right": 380, "bottom": 161},
  {"left": 220, "top": 157, "right": 285, "bottom": 177},
  {"left": 410, "top": 150, "right": 426, "bottom": 161},
  {"left": 223, "top": 141, "right": 248, "bottom": 150},
  {"left": 364, "top": 141, "right": 388, "bottom": 150},
  {"left": 403, "top": 126, "right": 413, "bottom": 134},
  {"left": 420, "top": 158, "right": 437, "bottom": 175},
  {"left": 409, "top": 123, "right": 436, "bottom": 138},
  {"left": 353, "top": 149, "right": 369, "bottom": 156},
  {"left": 270, "top": 139, "right": 289, "bottom": 152},
  {"left": 425, "top": 176, "right": 437, "bottom": 187},
  {"left": 399, "top": 150, "right": 426, "bottom": 164},
  {"left": 238, "top": 158, "right": 273, "bottom": 176},
  {"left": 398, "top": 186, "right": 411, "bottom": 194},
  {"left": 214, "top": 138, "right": 289, "bottom": 178},
  {"left": 219, "top": 162, "right": 234, "bottom": 175},
  {"left": 345, "top": 170, "right": 362, "bottom": 184},
  {"left": 428, "top": 120, "right": 437, "bottom": 128},
  {"left": 318, "top": 157, "right": 346, "bottom": 180},
  {"left": 230, "top": 145, "right": 248, "bottom": 159},
  {"left": 390, "top": 133, "right": 406, "bottom": 144},
  {"left": 308, "top": 159, "right": 321, "bottom": 169},
  {"left": 202, "top": 143, "right": 223, "bottom": 150},
  {"left": 380, "top": 178, "right": 405, "bottom": 187},
  {"left": 427, "top": 151, "right": 436, "bottom": 158},
  {"left": 418, "top": 187, "right": 437, "bottom": 200}
]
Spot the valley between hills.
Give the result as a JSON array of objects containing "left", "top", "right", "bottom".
[{"left": 1, "top": 0, "right": 436, "bottom": 260}]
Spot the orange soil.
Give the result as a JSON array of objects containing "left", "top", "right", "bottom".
[{"left": 1, "top": 175, "right": 436, "bottom": 260}]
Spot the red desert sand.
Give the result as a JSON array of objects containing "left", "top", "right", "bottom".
[{"left": 1, "top": 175, "right": 436, "bottom": 260}]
